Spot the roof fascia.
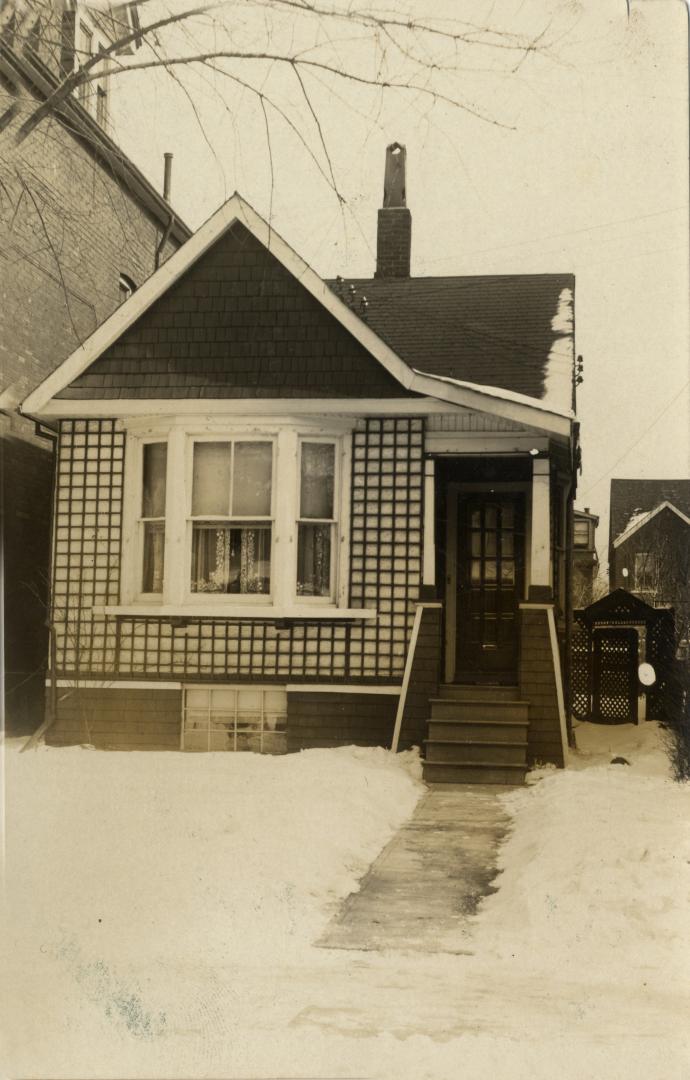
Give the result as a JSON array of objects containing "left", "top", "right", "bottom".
[{"left": 613, "top": 500, "right": 690, "bottom": 548}]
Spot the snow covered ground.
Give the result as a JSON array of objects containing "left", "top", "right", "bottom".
[{"left": 2, "top": 722, "right": 689, "bottom": 1079}]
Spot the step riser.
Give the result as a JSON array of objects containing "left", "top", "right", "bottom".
[
  {"left": 431, "top": 701, "right": 529, "bottom": 723},
  {"left": 438, "top": 685, "right": 519, "bottom": 701},
  {"left": 425, "top": 741, "right": 527, "bottom": 765},
  {"left": 428, "top": 721, "right": 528, "bottom": 742},
  {"left": 423, "top": 762, "right": 527, "bottom": 785}
]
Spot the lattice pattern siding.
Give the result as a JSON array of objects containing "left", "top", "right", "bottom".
[
  {"left": 53, "top": 420, "right": 124, "bottom": 676},
  {"left": 52, "top": 416, "right": 424, "bottom": 682},
  {"left": 571, "top": 614, "right": 590, "bottom": 719}
]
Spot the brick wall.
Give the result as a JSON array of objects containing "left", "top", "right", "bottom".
[
  {"left": 519, "top": 607, "right": 564, "bottom": 766},
  {"left": 1, "top": 63, "right": 181, "bottom": 733},
  {"left": 47, "top": 687, "right": 182, "bottom": 749}
]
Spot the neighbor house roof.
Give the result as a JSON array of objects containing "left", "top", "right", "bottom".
[
  {"left": 610, "top": 479, "right": 690, "bottom": 546},
  {"left": 21, "top": 194, "right": 574, "bottom": 437},
  {"left": 326, "top": 274, "right": 574, "bottom": 412},
  {"left": 612, "top": 501, "right": 690, "bottom": 549}
]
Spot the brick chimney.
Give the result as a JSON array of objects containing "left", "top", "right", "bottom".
[{"left": 375, "top": 143, "right": 411, "bottom": 278}]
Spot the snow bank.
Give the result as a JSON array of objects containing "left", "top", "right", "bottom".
[{"left": 472, "top": 722, "right": 690, "bottom": 986}]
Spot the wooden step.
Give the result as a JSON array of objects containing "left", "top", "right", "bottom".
[
  {"left": 424, "top": 738, "right": 527, "bottom": 765},
  {"left": 423, "top": 760, "right": 528, "bottom": 785},
  {"left": 437, "top": 684, "right": 519, "bottom": 701},
  {"left": 430, "top": 698, "right": 529, "bottom": 723},
  {"left": 427, "top": 718, "right": 529, "bottom": 742}
]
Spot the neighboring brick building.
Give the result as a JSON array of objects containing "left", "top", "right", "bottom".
[
  {"left": 1, "top": 1, "right": 190, "bottom": 731},
  {"left": 23, "top": 144, "right": 580, "bottom": 780},
  {"left": 609, "top": 479, "right": 690, "bottom": 656}
]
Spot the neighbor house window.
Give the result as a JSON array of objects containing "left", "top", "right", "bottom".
[
  {"left": 573, "top": 519, "right": 590, "bottom": 548},
  {"left": 140, "top": 442, "right": 167, "bottom": 593},
  {"left": 190, "top": 441, "right": 273, "bottom": 595},
  {"left": 96, "top": 80, "right": 108, "bottom": 128},
  {"left": 634, "top": 551, "right": 658, "bottom": 592},
  {"left": 297, "top": 441, "right": 337, "bottom": 599},
  {"left": 77, "top": 22, "right": 93, "bottom": 104}
]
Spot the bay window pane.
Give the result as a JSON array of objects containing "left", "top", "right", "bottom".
[
  {"left": 192, "top": 443, "right": 231, "bottom": 516},
  {"left": 297, "top": 523, "right": 332, "bottom": 597},
  {"left": 191, "top": 524, "right": 271, "bottom": 593},
  {"left": 142, "top": 443, "right": 167, "bottom": 518},
  {"left": 232, "top": 442, "right": 272, "bottom": 516},
  {"left": 142, "top": 522, "right": 165, "bottom": 592},
  {"left": 300, "top": 443, "right": 334, "bottom": 519}
]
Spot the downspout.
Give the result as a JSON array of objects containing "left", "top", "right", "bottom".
[{"left": 155, "top": 152, "right": 174, "bottom": 270}]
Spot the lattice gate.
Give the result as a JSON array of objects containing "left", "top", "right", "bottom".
[{"left": 592, "top": 627, "right": 637, "bottom": 724}]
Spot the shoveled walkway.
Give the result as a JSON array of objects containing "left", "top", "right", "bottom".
[{"left": 318, "top": 785, "right": 514, "bottom": 954}]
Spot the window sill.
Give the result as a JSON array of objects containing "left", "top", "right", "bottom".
[{"left": 98, "top": 604, "right": 377, "bottom": 621}]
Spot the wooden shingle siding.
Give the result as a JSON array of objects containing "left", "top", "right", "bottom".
[
  {"left": 47, "top": 688, "right": 181, "bottom": 750},
  {"left": 287, "top": 692, "right": 397, "bottom": 750},
  {"left": 57, "top": 223, "right": 412, "bottom": 401},
  {"left": 519, "top": 608, "right": 564, "bottom": 766},
  {"left": 397, "top": 606, "right": 443, "bottom": 749},
  {"left": 52, "top": 416, "right": 424, "bottom": 685}
]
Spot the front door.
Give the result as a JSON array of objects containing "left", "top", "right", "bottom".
[{"left": 455, "top": 494, "right": 524, "bottom": 683}]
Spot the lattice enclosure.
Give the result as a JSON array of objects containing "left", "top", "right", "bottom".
[
  {"left": 570, "top": 613, "right": 590, "bottom": 719},
  {"left": 53, "top": 416, "right": 424, "bottom": 683}
]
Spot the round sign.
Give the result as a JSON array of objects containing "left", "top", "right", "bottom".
[{"left": 638, "top": 662, "right": 656, "bottom": 687}]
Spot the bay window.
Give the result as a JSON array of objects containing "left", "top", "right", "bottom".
[{"left": 123, "top": 424, "right": 349, "bottom": 612}]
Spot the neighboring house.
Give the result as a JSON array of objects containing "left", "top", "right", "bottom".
[
  {"left": 609, "top": 480, "right": 690, "bottom": 659},
  {"left": 1, "top": 1, "right": 191, "bottom": 731},
  {"left": 22, "top": 144, "right": 579, "bottom": 781},
  {"left": 572, "top": 507, "right": 599, "bottom": 607}
]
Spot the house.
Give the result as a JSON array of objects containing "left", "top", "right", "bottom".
[
  {"left": 572, "top": 507, "right": 599, "bottom": 607},
  {"left": 609, "top": 479, "right": 690, "bottom": 658},
  {"left": 1, "top": 1, "right": 190, "bottom": 731},
  {"left": 21, "top": 144, "right": 578, "bottom": 781}
]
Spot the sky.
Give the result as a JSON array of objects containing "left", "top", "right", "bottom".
[{"left": 109, "top": 0, "right": 689, "bottom": 569}]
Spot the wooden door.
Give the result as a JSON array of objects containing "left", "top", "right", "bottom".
[{"left": 455, "top": 494, "right": 524, "bottom": 683}]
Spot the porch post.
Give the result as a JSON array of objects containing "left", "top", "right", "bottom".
[
  {"left": 422, "top": 457, "right": 435, "bottom": 590},
  {"left": 529, "top": 457, "right": 552, "bottom": 601}
]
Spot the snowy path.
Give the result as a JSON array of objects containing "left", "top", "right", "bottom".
[{"left": 319, "top": 785, "right": 513, "bottom": 953}]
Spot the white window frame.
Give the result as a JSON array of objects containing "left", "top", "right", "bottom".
[
  {"left": 119, "top": 419, "right": 356, "bottom": 617},
  {"left": 75, "top": 12, "right": 110, "bottom": 127},
  {"left": 295, "top": 437, "right": 340, "bottom": 605},
  {"left": 186, "top": 434, "right": 276, "bottom": 605}
]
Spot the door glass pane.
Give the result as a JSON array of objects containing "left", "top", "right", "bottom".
[
  {"left": 470, "top": 531, "right": 481, "bottom": 557},
  {"left": 300, "top": 443, "right": 335, "bottom": 519},
  {"left": 142, "top": 443, "right": 167, "bottom": 517},
  {"left": 470, "top": 560, "right": 481, "bottom": 583},
  {"left": 192, "top": 443, "right": 231, "bottom": 516},
  {"left": 485, "top": 506, "right": 497, "bottom": 528},
  {"left": 501, "top": 531, "right": 514, "bottom": 556},
  {"left": 485, "top": 532, "right": 497, "bottom": 557},
  {"left": 233, "top": 442, "right": 273, "bottom": 516},
  {"left": 191, "top": 524, "right": 271, "bottom": 593},
  {"left": 502, "top": 505, "right": 514, "bottom": 528},
  {"left": 470, "top": 509, "right": 481, "bottom": 528},
  {"left": 485, "top": 560, "right": 497, "bottom": 583},
  {"left": 297, "top": 523, "right": 332, "bottom": 596},
  {"left": 142, "top": 522, "right": 165, "bottom": 592},
  {"left": 501, "top": 560, "right": 515, "bottom": 584}
]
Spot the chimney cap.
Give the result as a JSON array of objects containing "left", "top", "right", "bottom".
[{"left": 383, "top": 142, "right": 406, "bottom": 208}]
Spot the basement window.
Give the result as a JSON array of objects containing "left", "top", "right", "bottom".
[{"left": 182, "top": 686, "right": 287, "bottom": 752}]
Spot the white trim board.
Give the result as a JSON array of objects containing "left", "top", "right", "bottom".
[
  {"left": 613, "top": 501, "right": 690, "bottom": 548},
  {"left": 49, "top": 679, "right": 183, "bottom": 690},
  {"left": 21, "top": 193, "right": 572, "bottom": 438},
  {"left": 286, "top": 684, "right": 402, "bottom": 695}
]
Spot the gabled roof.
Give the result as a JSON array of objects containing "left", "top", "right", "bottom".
[
  {"left": 327, "top": 274, "right": 575, "bottom": 413},
  {"left": 610, "top": 479, "right": 690, "bottom": 546},
  {"left": 21, "top": 194, "right": 573, "bottom": 436},
  {"left": 580, "top": 587, "right": 668, "bottom": 623},
  {"left": 613, "top": 500, "right": 690, "bottom": 548}
]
